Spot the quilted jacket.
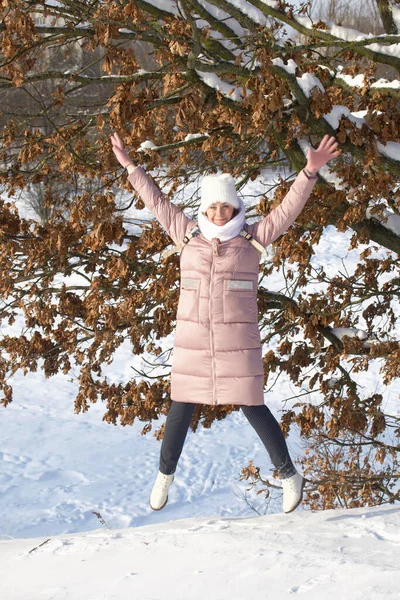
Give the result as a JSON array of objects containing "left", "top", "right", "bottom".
[{"left": 128, "top": 167, "right": 317, "bottom": 406}]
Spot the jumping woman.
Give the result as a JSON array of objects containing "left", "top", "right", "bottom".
[{"left": 111, "top": 132, "right": 340, "bottom": 513}]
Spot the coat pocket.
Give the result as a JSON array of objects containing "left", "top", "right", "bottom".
[
  {"left": 177, "top": 276, "right": 200, "bottom": 322},
  {"left": 223, "top": 278, "right": 257, "bottom": 323}
]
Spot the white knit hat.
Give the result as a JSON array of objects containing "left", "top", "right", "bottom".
[{"left": 200, "top": 173, "right": 240, "bottom": 212}]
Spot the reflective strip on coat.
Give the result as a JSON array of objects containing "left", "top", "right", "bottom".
[{"left": 128, "top": 167, "right": 317, "bottom": 406}]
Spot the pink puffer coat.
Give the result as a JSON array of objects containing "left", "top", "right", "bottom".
[{"left": 128, "top": 167, "right": 317, "bottom": 406}]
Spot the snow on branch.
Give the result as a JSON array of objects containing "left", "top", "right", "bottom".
[
  {"left": 222, "top": 0, "right": 271, "bottom": 26},
  {"left": 330, "top": 328, "right": 377, "bottom": 349},
  {"left": 271, "top": 57, "right": 297, "bottom": 74},
  {"left": 331, "top": 328, "right": 370, "bottom": 340},
  {"left": 273, "top": 62, "right": 400, "bottom": 173},
  {"left": 138, "top": 140, "right": 158, "bottom": 152},
  {"left": 335, "top": 72, "right": 400, "bottom": 97},
  {"left": 377, "top": 141, "right": 400, "bottom": 162},
  {"left": 137, "top": 134, "right": 210, "bottom": 153},
  {"left": 366, "top": 205, "right": 400, "bottom": 237},
  {"left": 0, "top": 70, "right": 165, "bottom": 89},
  {"left": 393, "top": 3, "right": 400, "bottom": 32},
  {"left": 242, "top": 4, "right": 400, "bottom": 70},
  {"left": 196, "top": 0, "right": 246, "bottom": 37},
  {"left": 148, "top": 0, "right": 177, "bottom": 13},
  {"left": 372, "top": 78, "right": 400, "bottom": 90},
  {"left": 195, "top": 69, "right": 250, "bottom": 101},
  {"left": 293, "top": 14, "right": 400, "bottom": 53}
]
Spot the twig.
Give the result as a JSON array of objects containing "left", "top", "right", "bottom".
[
  {"left": 92, "top": 511, "right": 110, "bottom": 529},
  {"left": 29, "top": 538, "right": 51, "bottom": 554}
]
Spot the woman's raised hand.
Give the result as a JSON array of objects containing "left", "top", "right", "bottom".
[
  {"left": 306, "top": 135, "right": 341, "bottom": 174},
  {"left": 110, "top": 132, "right": 134, "bottom": 169}
]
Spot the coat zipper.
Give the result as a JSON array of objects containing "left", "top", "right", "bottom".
[{"left": 210, "top": 238, "right": 219, "bottom": 405}]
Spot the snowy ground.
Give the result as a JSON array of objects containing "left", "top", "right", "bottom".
[
  {"left": 0, "top": 360, "right": 300, "bottom": 540},
  {"left": 2, "top": 504, "right": 400, "bottom": 600},
  {"left": 1, "top": 171, "right": 400, "bottom": 598}
]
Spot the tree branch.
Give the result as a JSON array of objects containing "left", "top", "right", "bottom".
[{"left": 376, "top": 0, "right": 399, "bottom": 34}]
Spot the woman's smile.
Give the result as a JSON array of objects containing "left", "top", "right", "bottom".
[{"left": 206, "top": 202, "right": 235, "bottom": 224}]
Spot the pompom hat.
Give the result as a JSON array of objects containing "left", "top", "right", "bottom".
[{"left": 200, "top": 173, "right": 240, "bottom": 212}]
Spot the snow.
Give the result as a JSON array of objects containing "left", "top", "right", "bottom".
[
  {"left": 297, "top": 72, "right": 325, "bottom": 97},
  {"left": 184, "top": 133, "right": 209, "bottom": 141},
  {"left": 337, "top": 73, "right": 400, "bottom": 90},
  {"left": 327, "top": 377, "right": 341, "bottom": 388},
  {"left": 138, "top": 140, "right": 157, "bottom": 152},
  {"left": 272, "top": 57, "right": 297, "bottom": 74},
  {"left": 294, "top": 17, "right": 400, "bottom": 59},
  {"left": 322, "top": 104, "right": 365, "bottom": 130},
  {"left": 328, "top": 24, "right": 400, "bottom": 60},
  {"left": 322, "top": 105, "right": 349, "bottom": 129},
  {"left": 366, "top": 205, "right": 400, "bottom": 236},
  {"left": 1, "top": 505, "right": 400, "bottom": 599},
  {"left": 336, "top": 72, "right": 367, "bottom": 88},
  {"left": 371, "top": 78, "right": 400, "bottom": 89},
  {"left": 272, "top": 58, "right": 329, "bottom": 99},
  {"left": 377, "top": 140, "right": 400, "bottom": 161},
  {"left": 258, "top": 0, "right": 278, "bottom": 7},
  {"left": 393, "top": 4, "right": 400, "bottom": 32},
  {"left": 329, "top": 23, "right": 374, "bottom": 42},
  {"left": 197, "top": 0, "right": 245, "bottom": 37},
  {"left": 367, "top": 41, "right": 400, "bottom": 58},
  {"left": 195, "top": 70, "right": 249, "bottom": 101},
  {"left": 223, "top": 0, "right": 269, "bottom": 26},
  {"left": 294, "top": 14, "right": 314, "bottom": 28},
  {"left": 331, "top": 327, "right": 369, "bottom": 341},
  {"left": 208, "top": 29, "right": 241, "bottom": 54},
  {"left": 148, "top": 0, "right": 177, "bottom": 14}
]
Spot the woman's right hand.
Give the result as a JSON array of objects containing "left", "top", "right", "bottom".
[{"left": 111, "top": 132, "right": 134, "bottom": 169}]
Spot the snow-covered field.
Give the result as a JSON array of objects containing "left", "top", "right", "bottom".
[
  {"left": 1, "top": 171, "right": 400, "bottom": 598},
  {"left": 2, "top": 504, "right": 400, "bottom": 600}
]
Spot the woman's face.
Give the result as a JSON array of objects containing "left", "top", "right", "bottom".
[{"left": 205, "top": 202, "right": 235, "bottom": 225}]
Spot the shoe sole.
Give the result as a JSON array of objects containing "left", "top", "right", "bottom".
[
  {"left": 150, "top": 495, "right": 168, "bottom": 511},
  {"left": 284, "top": 476, "right": 306, "bottom": 514}
]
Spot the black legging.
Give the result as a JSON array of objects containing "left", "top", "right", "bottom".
[{"left": 159, "top": 401, "right": 296, "bottom": 479}]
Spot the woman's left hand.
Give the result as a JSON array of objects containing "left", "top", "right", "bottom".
[{"left": 306, "top": 135, "right": 341, "bottom": 174}]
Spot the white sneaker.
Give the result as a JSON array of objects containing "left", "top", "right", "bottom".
[
  {"left": 149, "top": 471, "right": 174, "bottom": 511},
  {"left": 282, "top": 471, "right": 305, "bottom": 513}
]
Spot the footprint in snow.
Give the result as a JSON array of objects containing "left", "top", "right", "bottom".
[{"left": 0, "top": 452, "right": 30, "bottom": 464}]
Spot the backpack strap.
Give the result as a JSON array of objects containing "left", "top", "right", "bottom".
[
  {"left": 161, "top": 225, "right": 200, "bottom": 260},
  {"left": 239, "top": 230, "right": 265, "bottom": 255},
  {"left": 182, "top": 225, "right": 201, "bottom": 245},
  {"left": 162, "top": 226, "right": 264, "bottom": 260}
]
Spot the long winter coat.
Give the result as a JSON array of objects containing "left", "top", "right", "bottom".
[{"left": 128, "top": 167, "right": 317, "bottom": 406}]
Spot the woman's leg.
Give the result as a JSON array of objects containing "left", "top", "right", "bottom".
[
  {"left": 159, "top": 400, "right": 196, "bottom": 475},
  {"left": 241, "top": 404, "right": 296, "bottom": 479}
]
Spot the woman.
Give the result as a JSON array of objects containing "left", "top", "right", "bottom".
[{"left": 111, "top": 132, "right": 340, "bottom": 514}]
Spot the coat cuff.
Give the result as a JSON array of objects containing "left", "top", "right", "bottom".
[{"left": 302, "top": 168, "right": 318, "bottom": 180}]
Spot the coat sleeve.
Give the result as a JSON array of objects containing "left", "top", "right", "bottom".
[
  {"left": 127, "top": 166, "right": 193, "bottom": 245},
  {"left": 246, "top": 170, "right": 318, "bottom": 248}
]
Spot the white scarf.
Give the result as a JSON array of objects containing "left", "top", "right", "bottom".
[{"left": 197, "top": 197, "right": 246, "bottom": 241}]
